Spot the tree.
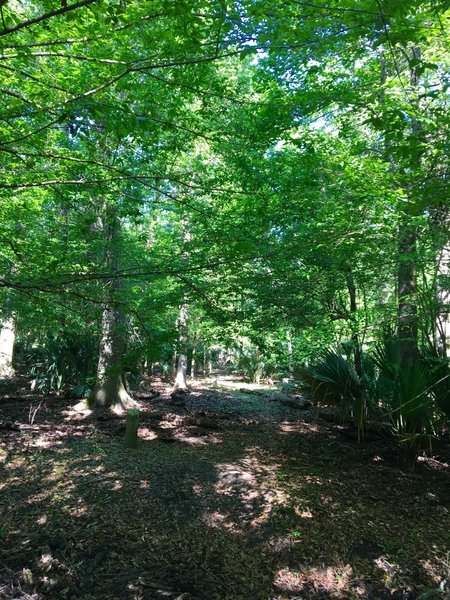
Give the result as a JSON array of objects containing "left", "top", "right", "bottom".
[
  {"left": 90, "top": 207, "right": 133, "bottom": 409},
  {"left": 0, "top": 316, "right": 15, "bottom": 377}
]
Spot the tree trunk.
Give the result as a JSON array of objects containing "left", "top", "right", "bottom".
[
  {"left": 172, "top": 304, "right": 189, "bottom": 391},
  {"left": 398, "top": 223, "right": 419, "bottom": 365},
  {"left": 90, "top": 211, "right": 132, "bottom": 409},
  {"left": 376, "top": 49, "right": 421, "bottom": 366},
  {"left": 435, "top": 221, "right": 450, "bottom": 357},
  {"left": 172, "top": 220, "right": 192, "bottom": 391},
  {"left": 286, "top": 328, "right": 294, "bottom": 377},
  {"left": 91, "top": 304, "right": 132, "bottom": 408},
  {"left": 345, "top": 271, "right": 362, "bottom": 377},
  {"left": 173, "top": 353, "right": 188, "bottom": 391},
  {"left": 190, "top": 341, "right": 196, "bottom": 380},
  {"left": 254, "top": 348, "right": 262, "bottom": 384},
  {"left": 0, "top": 317, "right": 15, "bottom": 377},
  {"left": 397, "top": 48, "right": 421, "bottom": 367},
  {"left": 171, "top": 345, "right": 177, "bottom": 380}
]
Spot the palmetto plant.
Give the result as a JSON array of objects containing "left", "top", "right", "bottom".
[
  {"left": 298, "top": 352, "right": 360, "bottom": 404},
  {"left": 23, "top": 333, "right": 98, "bottom": 395},
  {"left": 297, "top": 342, "right": 446, "bottom": 469},
  {"left": 422, "top": 346, "right": 450, "bottom": 422},
  {"left": 297, "top": 352, "right": 367, "bottom": 440},
  {"left": 372, "top": 339, "right": 438, "bottom": 470}
]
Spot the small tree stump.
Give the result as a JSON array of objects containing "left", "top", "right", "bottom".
[{"left": 125, "top": 408, "right": 139, "bottom": 448}]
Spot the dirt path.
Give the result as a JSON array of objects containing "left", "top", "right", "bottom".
[{"left": 0, "top": 378, "right": 449, "bottom": 599}]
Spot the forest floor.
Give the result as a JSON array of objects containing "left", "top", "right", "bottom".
[{"left": 0, "top": 375, "right": 449, "bottom": 600}]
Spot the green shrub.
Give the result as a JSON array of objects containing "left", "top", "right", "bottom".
[
  {"left": 297, "top": 341, "right": 447, "bottom": 470},
  {"left": 297, "top": 352, "right": 366, "bottom": 440},
  {"left": 19, "top": 333, "right": 98, "bottom": 394},
  {"left": 372, "top": 339, "right": 439, "bottom": 470}
]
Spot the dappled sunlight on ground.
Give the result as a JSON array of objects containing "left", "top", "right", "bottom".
[
  {"left": 138, "top": 426, "right": 158, "bottom": 441},
  {"left": 279, "top": 420, "right": 319, "bottom": 434},
  {"left": 62, "top": 400, "right": 92, "bottom": 421},
  {"left": 0, "top": 378, "right": 448, "bottom": 599},
  {"left": 67, "top": 504, "right": 89, "bottom": 518},
  {"left": 204, "top": 510, "right": 241, "bottom": 533},
  {"left": 212, "top": 456, "right": 290, "bottom": 531},
  {"left": 200, "top": 374, "right": 276, "bottom": 393},
  {"left": 173, "top": 430, "right": 222, "bottom": 445},
  {"left": 273, "top": 563, "right": 355, "bottom": 598}
]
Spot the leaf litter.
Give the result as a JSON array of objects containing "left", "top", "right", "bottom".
[{"left": 0, "top": 377, "right": 448, "bottom": 599}]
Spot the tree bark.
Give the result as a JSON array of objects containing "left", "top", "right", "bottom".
[
  {"left": 207, "top": 349, "right": 213, "bottom": 376},
  {"left": 190, "top": 339, "right": 196, "bottom": 380},
  {"left": 171, "top": 345, "right": 177, "bottom": 380},
  {"left": 435, "top": 215, "right": 450, "bottom": 357},
  {"left": 173, "top": 353, "right": 188, "bottom": 391},
  {"left": 172, "top": 304, "right": 189, "bottom": 391},
  {"left": 345, "top": 271, "right": 362, "bottom": 377},
  {"left": 398, "top": 223, "right": 419, "bottom": 365},
  {"left": 376, "top": 49, "right": 420, "bottom": 366},
  {"left": 0, "top": 317, "right": 15, "bottom": 377},
  {"left": 254, "top": 348, "right": 262, "bottom": 384},
  {"left": 91, "top": 304, "right": 132, "bottom": 408},
  {"left": 90, "top": 211, "right": 132, "bottom": 409},
  {"left": 397, "top": 47, "right": 421, "bottom": 367},
  {"left": 286, "top": 328, "right": 294, "bottom": 377}
]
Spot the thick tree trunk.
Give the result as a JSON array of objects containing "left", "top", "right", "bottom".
[
  {"left": 0, "top": 317, "right": 15, "bottom": 377},
  {"left": 91, "top": 305, "right": 132, "bottom": 408},
  {"left": 377, "top": 49, "right": 421, "bottom": 367},
  {"left": 90, "top": 211, "right": 132, "bottom": 409}
]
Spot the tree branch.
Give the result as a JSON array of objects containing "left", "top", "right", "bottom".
[{"left": 0, "top": 0, "right": 97, "bottom": 37}]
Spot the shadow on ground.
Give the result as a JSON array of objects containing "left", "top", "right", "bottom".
[{"left": 0, "top": 378, "right": 449, "bottom": 599}]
